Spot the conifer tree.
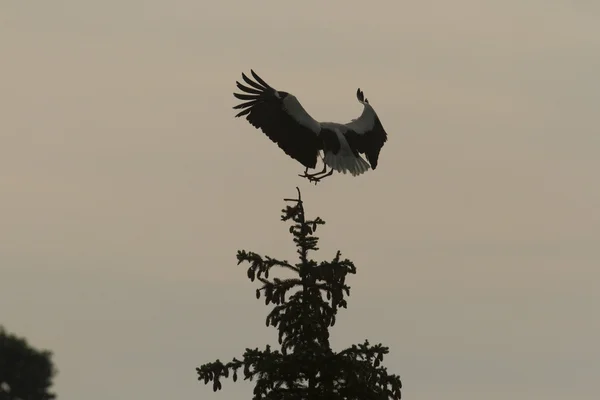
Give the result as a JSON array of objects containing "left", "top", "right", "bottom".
[{"left": 196, "top": 188, "right": 402, "bottom": 399}]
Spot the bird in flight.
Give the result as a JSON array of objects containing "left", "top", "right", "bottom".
[{"left": 233, "top": 70, "right": 388, "bottom": 183}]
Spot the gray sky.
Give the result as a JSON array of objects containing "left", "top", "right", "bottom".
[{"left": 1, "top": 1, "right": 599, "bottom": 399}]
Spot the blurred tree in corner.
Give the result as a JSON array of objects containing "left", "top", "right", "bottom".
[
  {"left": 0, "top": 326, "right": 57, "bottom": 400},
  {"left": 197, "top": 188, "right": 402, "bottom": 399}
]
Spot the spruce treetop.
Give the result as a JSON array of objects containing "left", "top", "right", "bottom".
[{"left": 197, "top": 188, "right": 402, "bottom": 399}]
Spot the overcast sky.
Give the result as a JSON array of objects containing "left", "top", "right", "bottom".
[{"left": 1, "top": 1, "right": 599, "bottom": 399}]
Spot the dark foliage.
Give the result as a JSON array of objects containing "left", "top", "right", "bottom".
[
  {"left": 0, "top": 326, "right": 56, "bottom": 400},
  {"left": 196, "top": 188, "right": 402, "bottom": 399}
]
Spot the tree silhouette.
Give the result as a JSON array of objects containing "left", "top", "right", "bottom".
[
  {"left": 196, "top": 188, "right": 402, "bottom": 399},
  {"left": 0, "top": 326, "right": 57, "bottom": 400}
]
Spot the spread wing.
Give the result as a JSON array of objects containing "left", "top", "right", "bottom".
[
  {"left": 233, "top": 70, "right": 322, "bottom": 169},
  {"left": 342, "top": 89, "right": 388, "bottom": 169}
]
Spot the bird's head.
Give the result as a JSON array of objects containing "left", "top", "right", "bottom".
[{"left": 356, "top": 88, "right": 369, "bottom": 104}]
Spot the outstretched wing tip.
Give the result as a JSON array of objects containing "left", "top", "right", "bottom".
[
  {"left": 356, "top": 88, "right": 365, "bottom": 102},
  {"left": 250, "top": 70, "right": 272, "bottom": 89}
]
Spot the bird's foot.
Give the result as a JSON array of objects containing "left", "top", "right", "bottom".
[
  {"left": 298, "top": 168, "right": 334, "bottom": 185},
  {"left": 299, "top": 173, "right": 323, "bottom": 185}
]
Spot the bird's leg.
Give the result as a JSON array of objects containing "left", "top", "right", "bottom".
[
  {"left": 313, "top": 163, "right": 327, "bottom": 175},
  {"left": 298, "top": 167, "right": 309, "bottom": 179},
  {"left": 299, "top": 164, "right": 333, "bottom": 184},
  {"left": 319, "top": 168, "right": 334, "bottom": 179},
  {"left": 298, "top": 163, "right": 325, "bottom": 179},
  {"left": 309, "top": 167, "right": 333, "bottom": 183}
]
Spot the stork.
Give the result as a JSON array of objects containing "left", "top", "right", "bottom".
[{"left": 233, "top": 70, "right": 388, "bottom": 183}]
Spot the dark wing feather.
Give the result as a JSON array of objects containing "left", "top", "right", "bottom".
[
  {"left": 242, "top": 72, "right": 267, "bottom": 91},
  {"left": 235, "top": 81, "right": 263, "bottom": 95},
  {"left": 233, "top": 70, "right": 322, "bottom": 169},
  {"left": 343, "top": 93, "right": 388, "bottom": 169},
  {"left": 250, "top": 70, "right": 273, "bottom": 90},
  {"left": 344, "top": 120, "right": 387, "bottom": 169}
]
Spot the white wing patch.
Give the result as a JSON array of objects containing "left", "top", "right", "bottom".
[
  {"left": 282, "top": 95, "right": 321, "bottom": 133},
  {"left": 323, "top": 128, "right": 370, "bottom": 176},
  {"left": 344, "top": 103, "right": 377, "bottom": 134}
]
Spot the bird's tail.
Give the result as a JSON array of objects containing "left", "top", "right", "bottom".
[{"left": 323, "top": 152, "right": 370, "bottom": 177}]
